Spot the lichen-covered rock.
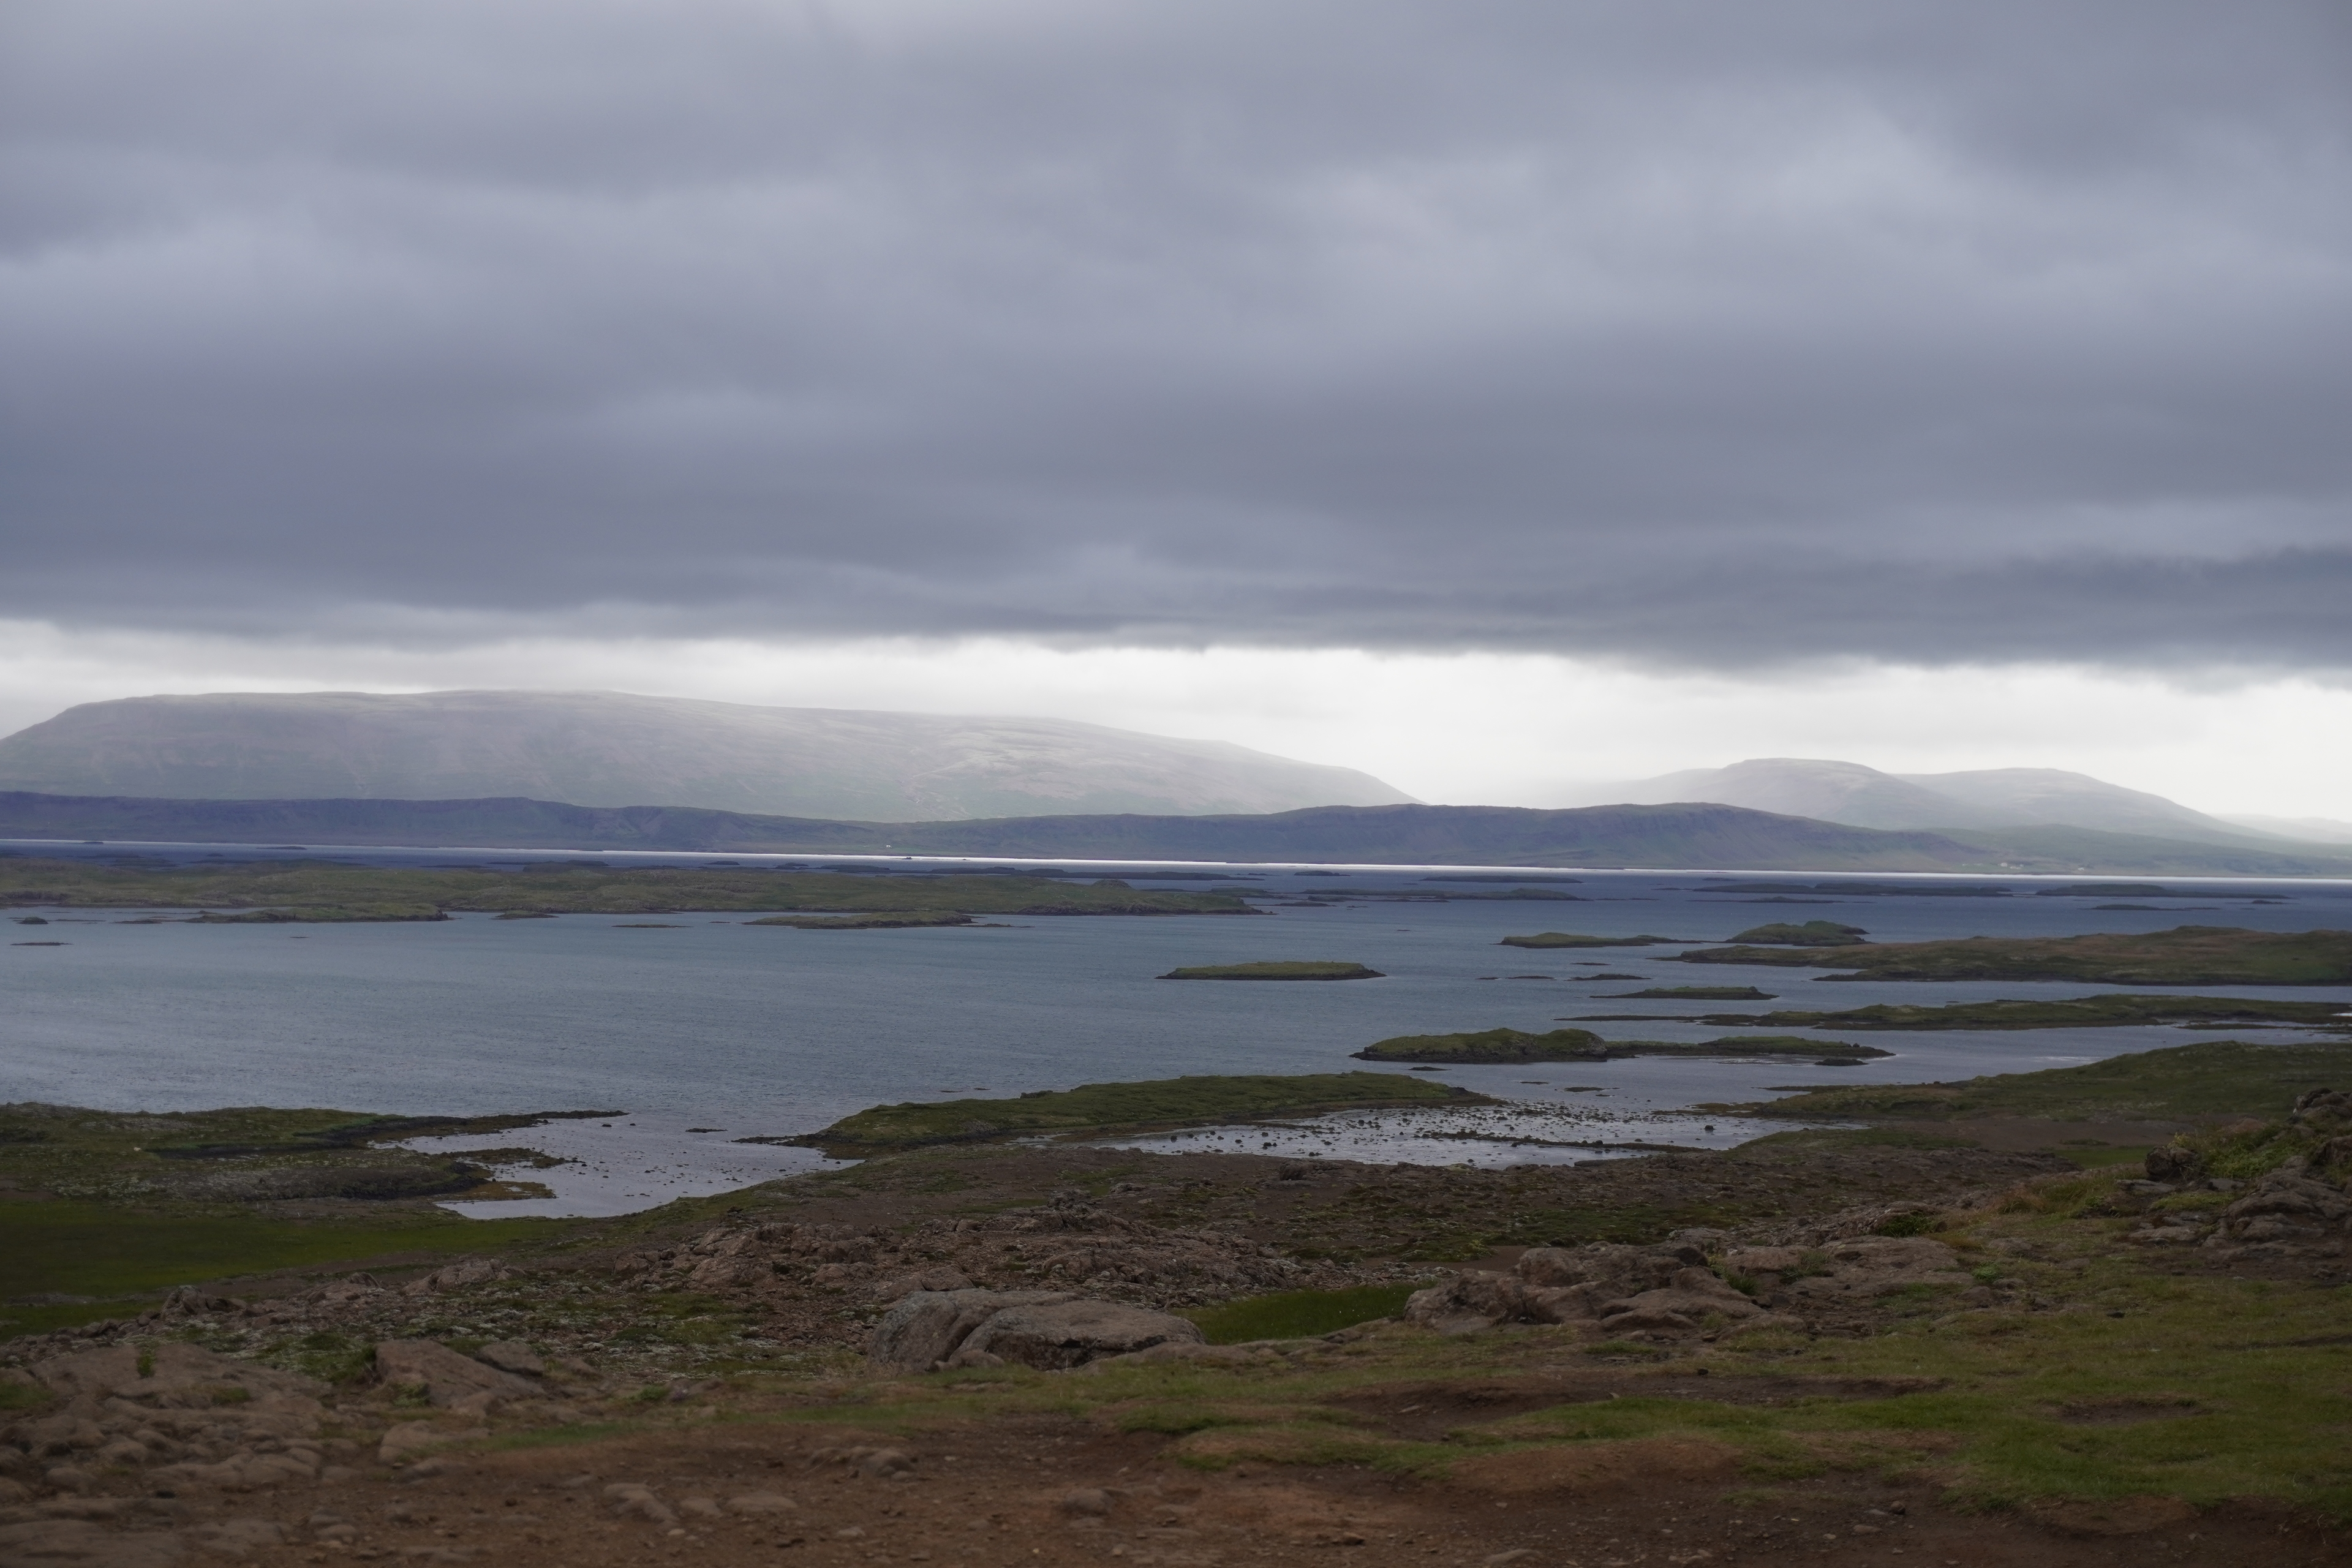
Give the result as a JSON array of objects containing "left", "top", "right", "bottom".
[
  {"left": 867, "top": 1290, "right": 1072, "bottom": 1371},
  {"left": 2209, "top": 1167, "right": 2352, "bottom": 1248},
  {"left": 1406, "top": 1243, "right": 1714, "bottom": 1334},
  {"left": 1596, "top": 1267, "right": 1765, "bottom": 1334},
  {"left": 957, "top": 1298, "right": 1204, "bottom": 1370}
]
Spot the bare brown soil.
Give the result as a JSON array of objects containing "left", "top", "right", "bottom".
[{"left": 29, "top": 1398, "right": 2346, "bottom": 1567}]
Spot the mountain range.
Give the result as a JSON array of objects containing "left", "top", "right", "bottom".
[
  {"left": 0, "top": 692, "right": 1412, "bottom": 821},
  {"left": 1585, "top": 757, "right": 2312, "bottom": 846}
]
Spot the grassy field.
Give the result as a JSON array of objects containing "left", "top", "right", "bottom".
[
  {"left": 1157, "top": 962, "right": 1385, "bottom": 980},
  {"left": 798, "top": 1073, "right": 1484, "bottom": 1152},
  {"left": 1713, "top": 1038, "right": 2352, "bottom": 1122},
  {"left": 1676, "top": 924, "right": 2352, "bottom": 984},
  {"left": 0, "top": 857, "right": 1254, "bottom": 919},
  {"left": 0, "top": 1201, "right": 566, "bottom": 1338}
]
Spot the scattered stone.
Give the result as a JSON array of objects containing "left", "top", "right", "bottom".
[
  {"left": 372, "top": 1343, "right": 538, "bottom": 1408},
  {"left": 377, "top": 1422, "right": 485, "bottom": 1466},
  {"left": 1060, "top": 1488, "right": 1114, "bottom": 1517},
  {"left": 0, "top": 1519, "right": 186, "bottom": 1567},
  {"left": 604, "top": 1482, "right": 676, "bottom": 1526},
  {"left": 725, "top": 1493, "right": 799, "bottom": 1514},
  {"left": 402, "top": 1257, "right": 509, "bottom": 1295},
  {"left": 186, "top": 1518, "right": 285, "bottom": 1558},
  {"left": 469, "top": 1343, "right": 545, "bottom": 1378}
]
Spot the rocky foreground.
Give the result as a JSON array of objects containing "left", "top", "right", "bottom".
[{"left": 13, "top": 1120, "right": 2352, "bottom": 1564}]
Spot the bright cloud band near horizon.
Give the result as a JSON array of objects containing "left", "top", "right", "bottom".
[{"left": 1, "top": 622, "right": 2346, "bottom": 821}]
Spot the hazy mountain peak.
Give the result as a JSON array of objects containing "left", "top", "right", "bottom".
[
  {"left": 0, "top": 690, "right": 1415, "bottom": 820},
  {"left": 1591, "top": 756, "right": 2277, "bottom": 846}
]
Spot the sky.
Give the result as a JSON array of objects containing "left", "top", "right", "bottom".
[{"left": 4, "top": 1, "right": 2349, "bottom": 813}]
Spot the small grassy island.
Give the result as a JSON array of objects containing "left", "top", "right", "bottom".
[
  {"left": 1497, "top": 931, "right": 1690, "bottom": 949},
  {"left": 1594, "top": 985, "right": 1777, "bottom": 1001},
  {"left": 793, "top": 1072, "right": 1481, "bottom": 1152},
  {"left": 1352, "top": 1027, "right": 1887, "bottom": 1065},
  {"left": 1724, "top": 919, "right": 1868, "bottom": 946},
  {"left": 1156, "top": 961, "right": 1384, "bottom": 981},
  {"left": 0, "top": 857, "right": 1255, "bottom": 922},
  {"left": 746, "top": 911, "right": 975, "bottom": 929},
  {"left": 1674, "top": 924, "right": 2352, "bottom": 984}
]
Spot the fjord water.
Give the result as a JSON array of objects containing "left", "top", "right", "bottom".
[{"left": 6, "top": 852, "right": 2350, "bottom": 1213}]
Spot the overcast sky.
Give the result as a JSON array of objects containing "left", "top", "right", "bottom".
[{"left": 4, "top": 1, "right": 2349, "bottom": 809}]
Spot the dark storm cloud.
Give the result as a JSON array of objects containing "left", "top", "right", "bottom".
[{"left": 3, "top": 0, "right": 2348, "bottom": 668}]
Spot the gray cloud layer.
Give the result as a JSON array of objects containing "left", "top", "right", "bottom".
[{"left": 4, "top": 0, "right": 2348, "bottom": 666}]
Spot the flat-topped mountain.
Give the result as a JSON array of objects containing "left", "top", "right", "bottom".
[{"left": 0, "top": 691, "right": 1412, "bottom": 821}]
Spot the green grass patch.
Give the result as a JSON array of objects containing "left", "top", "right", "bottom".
[
  {"left": 801, "top": 1073, "right": 1483, "bottom": 1152},
  {"left": 1186, "top": 1284, "right": 1421, "bottom": 1343},
  {"left": 0, "top": 1199, "right": 567, "bottom": 1338},
  {"left": 1157, "top": 962, "right": 1384, "bottom": 981}
]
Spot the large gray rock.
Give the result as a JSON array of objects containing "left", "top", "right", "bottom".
[
  {"left": 372, "top": 1341, "right": 538, "bottom": 1407},
  {"left": 958, "top": 1299, "right": 1204, "bottom": 1370},
  {"left": 867, "top": 1289, "right": 1203, "bottom": 1371},
  {"left": 867, "top": 1291, "right": 1073, "bottom": 1373}
]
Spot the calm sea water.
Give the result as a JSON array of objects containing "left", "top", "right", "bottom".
[{"left": 6, "top": 841, "right": 2349, "bottom": 1214}]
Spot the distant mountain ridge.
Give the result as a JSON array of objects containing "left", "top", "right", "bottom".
[
  {"left": 1593, "top": 758, "right": 2291, "bottom": 846},
  {"left": 6, "top": 791, "right": 2351, "bottom": 876},
  {"left": 0, "top": 691, "right": 1412, "bottom": 821}
]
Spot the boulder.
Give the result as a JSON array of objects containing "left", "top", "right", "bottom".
[
  {"left": 372, "top": 1341, "right": 538, "bottom": 1408},
  {"left": 867, "top": 1290, "right": 1072, "bottom": 1372},
  {"left": 957, "top": 1298, "right": 1204, "bottom": 1370},
  {"left": 1597, "top": 1268, "right": 1765, "bottom": 1334},
  {"left": 1406, "top": 1243, "right": 1716, "bottom": 1334}
]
